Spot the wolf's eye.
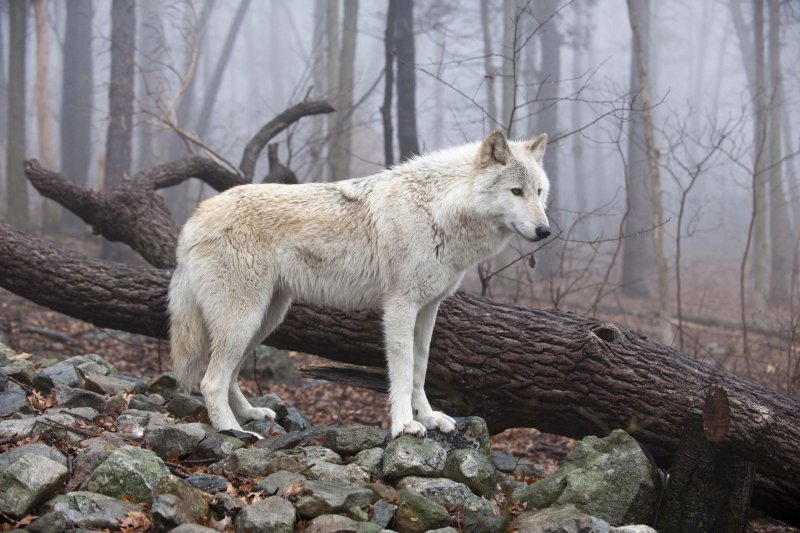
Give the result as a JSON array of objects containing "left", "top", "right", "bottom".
[
  {"left": 511, "top": 188, "right": 523, "bottom": 197},
  {"left": 537, "top": 188, "right": 543, "bottom": 197}
]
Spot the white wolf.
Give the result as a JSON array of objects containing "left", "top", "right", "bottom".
[{"left": 169, "top": 129, "right": 551, "bottom": 438}]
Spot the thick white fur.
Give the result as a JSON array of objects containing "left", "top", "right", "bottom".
[{"left": 168, "top": 130, "right": 550, "bottom": 438}]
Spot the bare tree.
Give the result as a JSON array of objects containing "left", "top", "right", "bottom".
[
  {"left": 60, "top": 0, "right": 93, "bottom": 233},
  {"left": 328, "top": 0, "right": 359, "bottom": 181},
  {"left": 501, "top": 0, "right": 519, "bottom": 135},
  {"left": 480, "top": 0, "right": 498, "bottom": 130},
  {"left": 766, "top": 0, "right": 793, "bottom": 305},
  {"left": 395, "top": 0, "right": 419, "bottom": 161},
  {"left": 6, "top": 0, "right": 29, "bottom": 230},
  {"left": 381, "top": 0, "right": 397, "bottom": 167},
  {"left": 626, "top": 0, "right": 671, "bottom": 344},
  {"left": 33, "top": 0, "right": 58, "bottom": 231}
]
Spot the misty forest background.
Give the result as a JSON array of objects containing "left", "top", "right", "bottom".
[{"left": 0, "top": 0, "right": 799, "bottom": 399}]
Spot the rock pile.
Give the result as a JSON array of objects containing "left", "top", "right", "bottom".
[{"left": 0, "top": 343, "right": 661, "bottom": 532}]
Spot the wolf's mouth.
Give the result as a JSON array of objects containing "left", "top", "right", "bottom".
[{"left": 512, "top": 223, "right": 541, "bottom": 242}]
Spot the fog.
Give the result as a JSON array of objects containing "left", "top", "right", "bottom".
[{"left": 1, "top": 0, "right": 799, "bottom": 392}]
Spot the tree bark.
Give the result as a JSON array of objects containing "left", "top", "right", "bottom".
[
  {"left": 105, "top": 0, "right": 136, "bottom": 190},
  {"left": 6, "top": 0, "right": 30, "bottom": 231},
  {"left": 626, "top": 0, "right": 671, "bottom": 344},
  {"left": 395, "top": 0, "right": 419, "bottom": 161},
  {"left": 0, "top": 217, "right": 798, "bottom": 524},
  {"left": 60, "top": 0, "right": 94, "bottom": 233},
  {"left": 328, "top": 0, "right": 358, "bottom": 182},
  {"left": 381, "top": 0, "right": 397, "bottom": 168}
]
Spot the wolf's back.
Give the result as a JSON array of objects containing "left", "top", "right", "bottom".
[{"left": 168, "top": 262, "right": 208, "bottom": 391}]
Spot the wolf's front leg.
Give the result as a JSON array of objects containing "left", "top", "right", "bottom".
[
  {"left": 384, "top": 299, "right": 427, "bottom": 438},
  {"left": 411, "top": 301, "right": 456, "bottom": 433}
]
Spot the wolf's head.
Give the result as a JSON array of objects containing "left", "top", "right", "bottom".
[{"left": 473, "top": 130, "right": 551, "bottom": 242}]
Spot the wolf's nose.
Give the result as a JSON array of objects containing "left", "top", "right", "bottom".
[{"left": 535, "top": 225, "right": 551, "bottom": 239}]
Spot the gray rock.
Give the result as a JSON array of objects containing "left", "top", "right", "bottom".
[
  {"left": 234, "top": 496, "right": 295, "bottom": 533},
  {"left": 33, "top": 363, "right": 81, "bottom": 394},
  {"left": 304, "top": 513, "right": 358, "bottom": 533},
  {"left": 491, "top": 450, "right": 546, "bottom": 477},
  {"left": 515, "top": 430, "right": 658, "bottom": 526},
  {"left": 511, "top": 504, "right": 612, "bottom": 533},
  {"left": 427, "top": 528, "right": 460, "bottom": 533},
  {"left": 69, "top": 449, "right": 114, "bottom": 492},
  {"left": 240, "top": 346, "right": 299, "bottom": 384},
  {"left": 0, "top": 413, "right": 78, "bottom": 445},
  {"left": 55, "top": 385, "right": 108, "bottom": 412},
  {"left": 281, "top": 406, "right": 311, "bottom": 432},
  {"left": 168, "top": 525, "right": 219, "bottom": 533},
  {"left": 242, "top": 418, "right": 286, "bottom": 437},
  {"left": 324, "top": 426, "right": 388, "bottom": 455},
  {"left": 443, "top": 448, "right": 498, "bottom": 497},
  {"left": 1, "top": 359, "right": 36, "bottom": 385},
  {"left": 354, "top": 447, "right": 384, "bottom": 476},
  {"left": 0, "top": 381, "right": 32, "bottom": 416},
  {"left": 185, "top": 473, "right": 228, "bottom": 494},
  {"left": 381, "top": 435, "right": 447, "bottom": 480},
  {"left": 63, "top": 353, "right": 118, "bottom": 376},
  {"left": 0, "top": 367, "right": 6, "bottom": 390},
  {"left": 256, "top": 425, "right": 332, "bottom": 451},
  {"left": 0, "top": 443, "right": 67, "bottom": 470},
  {"left": 117, "top": 409, "right": 172, "bottom": 439},
  {"left": 151, "top": 475, "right": 209, "bottom": 531},
  {"left": 166, "top": 393, "right": 206, "bottom": 419},
  {"left": 47, "top": 491, "right": 141, "bottom": 529},
  {"left": 396, "top": 476, "right": 498, "bottom": 516},
  {"left": 609, "top": 527, "right": 657, "bottom": 533},
  {"left": 48, "top": 406, "right": 99, "bottom": 421},
  {"left": 26, "top": 511, "right": 68, "bottom": 533},
  {"left": 256, "top": 470, "right": 307, "bottom": 496},
  {"left": 189, "top": 430, "right": 245, "bottom": 461},
  {"left": 304, "top": 445, "right": 343, "bottom": 464},
  {"left": 370, "top": 498, "right": 397, "bottom": 528},
  {"left": 294, "top": 479, "right": 374, "bottom": 519},
  {"left": 429, "top": 416, "right": 492, "bottom": 458},
  {"left": 82, "top": 445, "right": 170, "bottom": 502},
  {"left": 0, "top": 454, "right": 69, "bottom": 517},
  {"left": 212, "top": 491, "right": 244, "bottom": 517},
  {"left": 394, "top": 488, "right": 451, "bottom": 533},
  {"left": 83, "top": 373, "right": 144, "bottom": 396},
  {"left": 128, "top": 393, "right": 166, "bottom": 412},
  {"left": 251, "top": 393, "right": 290, "bottom": 420},
  {"left": 310, "top": 461, "right": 371, "bottom": 484},
  {"left": 145, "top": 422, "right": 206, "bottom": 460},
  {"left": 147, "top": 373, "right": 179, "bottom": 399},
  {"left": 211, "top": 447, "right": 310, "bottom": 477}
]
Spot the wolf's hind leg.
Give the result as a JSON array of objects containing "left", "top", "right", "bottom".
[
  {"left": 411, "top": 300, "right": 456, "bottom": 433},
  {"left": 229, "top": 290, "right": 292, "bottom": 423}
]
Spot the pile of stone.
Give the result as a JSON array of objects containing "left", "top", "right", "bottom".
[{"left": 0, "top": 343, "right": 661, "bottom": 532}]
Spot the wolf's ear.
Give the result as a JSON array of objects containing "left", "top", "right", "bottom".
[
  {"left": 479, "top": 130, "right": 510, "bottom": 166},
  {"left": 526, "top": 133, "right": 548, "bottom": 163}
]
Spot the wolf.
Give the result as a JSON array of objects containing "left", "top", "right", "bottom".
[{"left": 168, "top": 129, "right": 551, "bottom": 438}]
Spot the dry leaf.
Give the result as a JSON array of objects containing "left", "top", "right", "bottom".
[
  {"left": 117, "top": 510, "right": 151, "bottom": 532},
  {"left": 7, "top": 352, "right": 32, "bottom": 361},
  {"left": 283, "top": 480, "right": 304, "bottom": 499}
]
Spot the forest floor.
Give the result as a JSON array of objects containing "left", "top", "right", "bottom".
[{"left": 0, "top": 235, "right": 798, "bottom": 531}]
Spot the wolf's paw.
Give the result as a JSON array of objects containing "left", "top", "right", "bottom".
[
  {"left": 417, "top": 411, "right": 457, "bottom": 433},
  {"left": 242, "top": 406, "right": 277, "bottom": 422},
  {"left": 391, "top": 419, "right": 427, "bottom": 438}
]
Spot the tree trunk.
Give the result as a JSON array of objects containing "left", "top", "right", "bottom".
[
  {"left": 324, "top": 0, "right": 340, "bottom": 180},
  {"left": 34, "top": 0, "right": 60, "bottom": 232},
  {"left": 193, "top": 0, "right": 251, "bottom": 142},
  {"left": 6, "top": 0, "right": 30, "bottom": 231},
  {"left": 0, "top": 217, "right": 798, "bottom": 524},
  {"left": 620, "top": 0, "right": 654, "bottom": 299},
  {"left": 766, "top": 0, "right": 792, "bottom": 305},
  {"left": 381, "top": 0, "right": 397, "bottom": 168},
  {"left": 60, "top": 0, "right": 94, "bottom": 234},
  {"left": 626, "top": 0, "right": 671, "bottom": 344},
  {"left": 395, "top": 0, "right": 419, "bottom": 161},
  {"left": 750, "top": 0, "right": 769, "bottom": 311},
  {"left": 328, "top": 0, "right": 358, "bottom": 182},
  {"left": 480, "top": 0, "right": 498, "bottom": 130},
  {"left": 500, "top": 0, "right": 517, "bottom": 135},
  {"left": 105, "top": 0, "right": 136, "bottom": 190}
]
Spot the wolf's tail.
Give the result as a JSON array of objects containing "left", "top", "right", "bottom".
[{"left": 168, "top": 263, "right": 208, "bottom": 391}]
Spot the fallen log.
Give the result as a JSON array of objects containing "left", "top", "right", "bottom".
[{"left": 0, "top": 220, "right": 798, "bottom": 524}]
